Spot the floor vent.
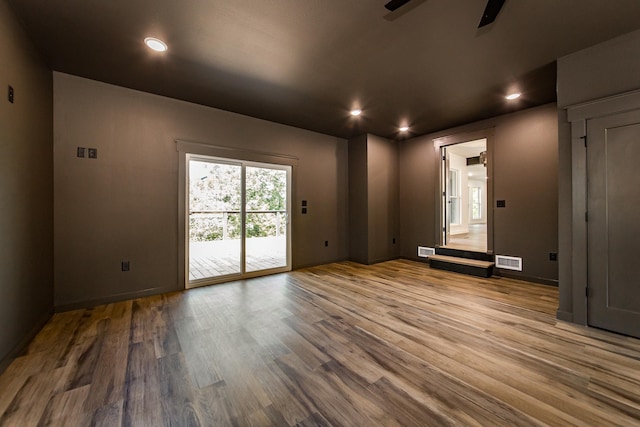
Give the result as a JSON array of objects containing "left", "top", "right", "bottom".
[
  {"left": 418, "top": 246, "right": 436, "bottom": 258},
  {"left": 495, "top": 255, "right": 523, "bottom": 271}
]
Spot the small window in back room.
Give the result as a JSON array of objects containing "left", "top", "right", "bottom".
[{"left": 471, "top": 187, "right": 482, "bottom": 220}]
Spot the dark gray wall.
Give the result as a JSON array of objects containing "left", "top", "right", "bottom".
[
  {"left": 399, "top": 103, "right": 558, "bottom": 283},
  {"left": 367, "top": 135, "right": 399, "bottom": 263},
  {"left": 398, "top": 134, "right": 437, "bottom": 259},
  {"left": 348, "top": 134, "right": 368, "bottom": 264},
  {"left": 0, "top": 0, "right": 53, "bottom": 371},
  {"left": 493, "top": 106, "right": 558, "bottom": 282},
  {"left": 556, "top": 28, "right": 640, "bottom": 322},
  {"left": 53, "top": 73, "right": 348, "bottom": 309},
  {"left": 348, "top": 134, "right": 399, "bottom": 264}
]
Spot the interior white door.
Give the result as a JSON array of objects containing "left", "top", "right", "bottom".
[{"left": 442, "top": 148, "right": 451, "bottom": 245}]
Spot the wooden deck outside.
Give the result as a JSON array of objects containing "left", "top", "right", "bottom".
[
  {"left": 189, "top": 236, "right": 287, "bottom": 281},
  {"left": 1, "top": 260, "right": 639, "bottom": 426}
]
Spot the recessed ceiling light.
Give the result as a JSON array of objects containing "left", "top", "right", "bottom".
[
  {"left": 350, "top": 109, "right": 362, "bottom": 116},
  {"left": 506, "top": 92, "right": 521, "bottom": 100},
  {"left": 144, "top": 37, "right": 167, "bottom": 52},
  {"left": 399, "top": 126, "right": 410, "bottom": 132}
]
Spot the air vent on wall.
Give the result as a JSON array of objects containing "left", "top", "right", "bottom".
[
  {"left": 495, "top": 255, "right": 523, "bottom": 271},
  {"left": 418, "top": 246, "right": 436, "bottom": 258}
]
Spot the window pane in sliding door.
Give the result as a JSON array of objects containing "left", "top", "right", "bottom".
[
  {"left": 245, "top": 166, "right": 288, "bottom": 272},
  {"left": 188, "top": 160, "right": 242, "bottom": 281}
]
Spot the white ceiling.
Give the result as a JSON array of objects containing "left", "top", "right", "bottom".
[{"left": 446, "top": 138, "right": 486, "bottom": 158}]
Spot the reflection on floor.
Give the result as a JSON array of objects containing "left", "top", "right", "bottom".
[
  {"left": 189, "top": 236, "right": 287, "bottom": 282},
  {"left": 446, "top": 223, "right": 487, "bottom": 252}
]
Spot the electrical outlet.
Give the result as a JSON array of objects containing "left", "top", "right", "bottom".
[
  {"left": 549, "top": 252, "right": 557, "bottom": 261},
  {"left": 88, "top": 148, "right": 98, "bottom": 159},
  {"left": 324, "top": 240, "right": 328, "bottom": 247},
  {"left": 302, "top": 207, "right": 307, "bottom": 214},
  {"left": 8, "top": 85, "right": 14, "bottom": 103},
  {"left": 393, "top": 238, "right": 396, "bottom": 244},
  {"left": 496, "top": 200, "right": 506, "bottom": 208},
  {"left": 121, "top": 261, "right": 130, "bottom": 271}
]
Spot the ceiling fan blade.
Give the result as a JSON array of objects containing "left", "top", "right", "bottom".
[
  {"left": 385, "top": 0, "right": 412, "bottom": 12},
  {"left": 478, "top": 0, "right": 505, "bottom": 28}
]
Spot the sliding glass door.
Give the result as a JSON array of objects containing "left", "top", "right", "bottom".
[
  {"left": 188, "top": 159, "right": 242, "bottom": 281},
  {"left": 245, "top": 166, "right": 288, "bottom": 272},
  {"left": 187, "top": 155, "right": 291, "bottom": 287}
]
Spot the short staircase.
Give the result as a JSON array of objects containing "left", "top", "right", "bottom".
[{"left": 428, "top": 247, "right": 494, "bottom": 278}]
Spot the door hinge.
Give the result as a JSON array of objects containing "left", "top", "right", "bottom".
[
  {"left": 442, "top": 155, "right": 446, "bottom": 161},
  {"left": 580, "top": 135, "right": 587, "bottom": 147},
  {"left": 585, "top": 211, "right": 588, "bottom": 222},
  {"left": 585, "top": 287, "right": 589, "bottom": 298}
]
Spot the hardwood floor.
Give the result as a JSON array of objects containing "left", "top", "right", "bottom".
[
  {"left": 1, "top": 260, "right": 639, "bottom": 426},
  {"left": 446, "top": 223, "right": 487, "bottom": 252}
]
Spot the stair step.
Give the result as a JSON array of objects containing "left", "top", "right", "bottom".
[
  {"left": 435, "top": 247, "right": 494, "bottom": 262},
  {"left": 427, "top": 254, "right": 494, "bottom": 278},
  {"left": 428, "top": 254, "right": 494, "bottom": 268}
]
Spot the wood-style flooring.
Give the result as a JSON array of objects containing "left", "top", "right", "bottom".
[
  {"left": 446, "top": 223, "right": 487, "bottom": 252},
  {"left": 1, "top": 260, "right": 639, "bottom": 426}
]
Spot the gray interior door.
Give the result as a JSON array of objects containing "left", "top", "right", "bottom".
[{"left": 587, "top": 109, "right": 640, "bottom": 338}]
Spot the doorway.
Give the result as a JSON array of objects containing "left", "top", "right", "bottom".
[
  {"left": 441, "top": 138, "right": 488, "bottom": 253},
  {"left": 186, "top": 155, "right": 291, "bottom": 288}
]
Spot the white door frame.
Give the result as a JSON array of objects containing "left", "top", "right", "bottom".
[
  {"left": 176, "top": 140, "right": 297, "bottom": 289},
  {"left": 433, "top": 129, "right": 494, "bottom": 253}
]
